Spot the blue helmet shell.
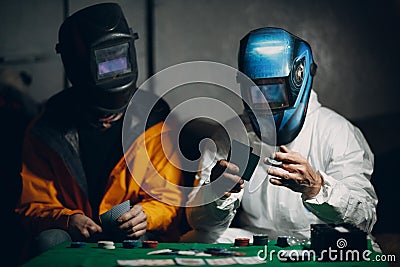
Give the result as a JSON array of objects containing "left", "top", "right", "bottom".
[{"left": 238, "top": 27, "right": 317, "bottom": 145}]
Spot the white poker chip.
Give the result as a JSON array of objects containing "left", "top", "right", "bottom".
[
  {"left": 103, "top": 245, "right": 116, "bottom": 250},
  {"left": 98, "top": 241, "right": 114, "bottom": 248},
  {"left": 266, "top": 157, "right": 282, "bottom": 166}
]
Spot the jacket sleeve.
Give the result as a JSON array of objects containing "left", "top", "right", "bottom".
[
  {"left": 180, "top": 140, "right": 242, "bottom": 243},
  {"left": 302, "top": 120, "right": 377, "bottom": 233},
  {"left": 129, "top": 124, "right": 183, "bottom": 235},
  {"left": 15, "top": 130, "right": 85, "bottom": 235}
]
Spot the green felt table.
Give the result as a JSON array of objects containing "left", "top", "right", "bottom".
[{"left": 22, "top": 240, "right": 390, "bottom": 267}]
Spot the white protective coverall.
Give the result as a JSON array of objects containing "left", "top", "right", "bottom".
[{"left": 181, "top": 90, "right": 378, "bottom": 243}]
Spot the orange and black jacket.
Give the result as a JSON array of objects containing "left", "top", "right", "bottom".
[{"left": 15, "top": 88, "right": 183, "bottom": 241}]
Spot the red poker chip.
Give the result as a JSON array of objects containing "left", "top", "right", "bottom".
[
  {"left": 234, "top": 237, "right": 250, "bottom": 247},
  {"left": 142, "top": 240, "right": 158, "bottom": 248}
]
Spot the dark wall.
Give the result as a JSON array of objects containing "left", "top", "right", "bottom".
[
  {"left": 1, "top": 0, "right": 399, "bottom": 249},
  {"left": 154, "top": 0, "right": 400, "bottom": 122},
  {"left": 1, "top": 0, "right": 399, "bottom": 121}
]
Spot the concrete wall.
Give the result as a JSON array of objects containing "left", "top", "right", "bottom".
[
  {"left": 1, "top": 0, "right": 399, "bottom": 130},
  {"left": 0, "top": 0, "right": 64, "bottom": 102},
  {"left": 154, "top": 0, "right": 400, "bottom": 121}
]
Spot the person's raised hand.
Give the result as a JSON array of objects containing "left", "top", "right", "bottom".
[
  {"left": 210, "top": 159, "right": 244, "bottom": 198},
  {"left": 266, "top": 145, "right": 322, "bottom": 198},
  {"left": 68, "top": 213, "right": 102, "bottom": 241},
  {"left": 117, "top": 204, "right": 147, "bottom": 239}
]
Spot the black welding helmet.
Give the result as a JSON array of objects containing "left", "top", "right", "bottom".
[
  {"left": 56, "top": 2, "right": 138, "bottom": 117},
  {"left": 238, "top": 27, "right": 317, "bottom": 145}
]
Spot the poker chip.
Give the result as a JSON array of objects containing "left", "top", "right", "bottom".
[
  {"left": 205, "top": 247, "right": 226, "bottom": 253},
  {"left": 234, "top": 237, "right": 250, "bottom": 247},
  {"left": 98, "top": 241, "right": 114, "bottom": 248},
  {"left": 70, "top": 241, "right": 86, "bottom": 248},
  {"left": 122, "top": 239, "right": 139, "bottom": 249},
  {"left": 103, "top": 245, "right": 116, "bottom": 250},
  {"left": 204, "top": 247, "right": 229, "bottom": 256},
  {"left": 142, "top": 240, "right": 158, "bottom": 248},
  {"left": 253, "top": 234, "right": 268, "bottom": 246},
  {"left": 266, "top": 157, "right": 282, "bottom": 166},
  {"left": 277, "top": 236, "right": 289, "bottom": 247}
]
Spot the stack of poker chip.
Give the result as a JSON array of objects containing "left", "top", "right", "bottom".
[
  {"left": 234, "top": 237, "right": 250, "bottom": 247},
  {"left": 276, "top": 236, "right": 289, "bottom": 247},
  {"left": 142, "top": 240, "right": 158, "bottom": 248},
  {"left": 253, "top": 234, "right": 268, "bottom": 246},
  {"left": 122, "top": 239, "right": 139, "bottom": 249},
  {"left": 98, "top": 240, "right": 115, "bottom": 250}
]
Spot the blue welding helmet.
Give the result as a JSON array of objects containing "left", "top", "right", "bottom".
[
  {"left": 238, "top": 27, "right": 317, "bottom": 145},
  {"left": 56, "top": 3, "right": 138, "bottom": 117}
]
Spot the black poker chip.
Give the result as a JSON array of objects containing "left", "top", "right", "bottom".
[
  {"left": 277, "top": 236, "right": 290, "bottom": 247},
  {"left": 253, "top": 234, "right": 268, "bottom": 246},
  {"left": 123, "top": 239, "right": 139, "bottom": 248}
]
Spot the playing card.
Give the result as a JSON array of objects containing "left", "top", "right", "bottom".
[
  {"left": 146, "top": 249, "right": 174, "bottom": 255},
  {"left": 117, "top": 259, "right": 146, "bottom": 266},
  {"left": 146, "top": 259, "right": 175, "bottom": 266},
  {"left": 228, "top": 139, "right": 259, "bottom": 181},
  {"left": 233, "top": 256, "right": 266, "bottom": 264},
  {"left": 117, "top": 259, "right": 175, "bottom": 266},
  {"left": 177, "top": 250, "right": 196, "bottom": 256},
  {"left": 205, "top": 257, "right": 236, "bottom": 265},
  {"left": 174, "top": 258, "right": 206, "bottom": 266},
  {"left": 100, "top": 200, "right": 131, "bottom": 236},
  {"left": 111, "top": 200, "right": 130, "bottom": 221},
  {"left": 228, "top": 139, "right": 251, "bottom": 177},
  {"left": 100, "top": 209, "right": 113, "bottom": 228}
]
